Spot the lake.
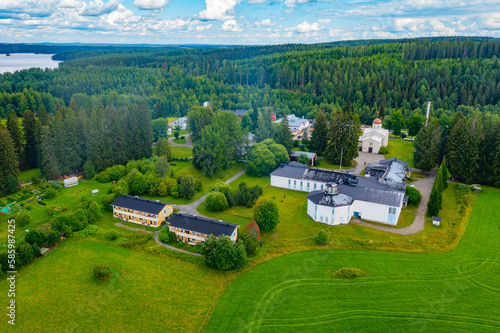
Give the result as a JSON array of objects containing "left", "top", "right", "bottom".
[{"left": 0, "top": 53, "right": 61, "bottom": 74}]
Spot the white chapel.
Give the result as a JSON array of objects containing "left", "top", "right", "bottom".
[{"left": 359, "top": 117, "right": 389, "bottom": 153}]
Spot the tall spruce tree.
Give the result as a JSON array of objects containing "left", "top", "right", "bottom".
[
  {"left": 0, "top": 126, "right": 20, "bottom": 194},
  {"left": 324, "top": 111, "right": 360, "bottom": 166},
  {"left": 40, "top": 125, "right": 60, "bottom": 178},
  {"left": 38, "top": 105, "right": 48, "bottom": 126},
  {"left": 445, "top": 112, "right": 479, "bottom": 183},
  {"left": 256, "top": 108, "right": 275, "bottom": 142},
  {"left": 6, "top": 110, "right": 23, "bottom": 169},
  {"left": 274, "top": 112, "right": 293, "bottom": 152},
  {"left": 310, "top": 109, "right": 328, "bottom": 155},
  {"left": 413, "top": 119, "right": 441, "bottom": 172},
  {"left": 22, "top": 110, "right": 38, "bottom": 169}
]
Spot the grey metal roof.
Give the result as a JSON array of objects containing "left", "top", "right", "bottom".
[
  {"left": 307, "top": 191, "right": 354, "bottom": 207},
  {"left": 111, "top": 195, "right": 170, "bottom": 215},
  {"left": 432, "top": 216, "right": 442, "bottom": 221},
  {"left": 289, "top": 151, "right": 317, "bottom": 159},
  {"left": 167, "top": 213, "right": 238, "bottom": 237},
  {"left": 307, "top": 176, "right": 404, "bottom": 208},
  {"left": 269, "top": 161, "right": 308, "bottom": 178},
  {"left": 302, "top": 168, "right": 344, "bottom": 183}
]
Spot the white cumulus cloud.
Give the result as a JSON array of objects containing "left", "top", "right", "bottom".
[
  {"left": 81, "top": 0, "right": 120, "bottom": 17},
  {"left": 133, "top": 0, "right": 170, "bottom": 10},
  {"left": 198, "top": 0, "right": 241, "bottom": 20},
  {"left": 221, "top": 19, "right": 242, "bottom": 31},
  {"left": 255, "top": 19, "right": 274, "bottom": 27},
  {"left": 285, "top": 0, "right": 316, "bottom": 8},
  {"left": 286, "top": 21, "right": 321, "bottom": 33}
]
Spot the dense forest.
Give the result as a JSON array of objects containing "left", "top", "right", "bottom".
[{"left": 1, "top": 37, "right": 500, "bottom": 194}]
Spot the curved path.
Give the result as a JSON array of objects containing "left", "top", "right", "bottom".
[
  {"left": 115, "top": 168, "right": 247, "bottom": 256},
  {"left": 169, "top": 133, "right": 193, "bottom": 147},
  {"left": 352, "top": 168, "right": 436, "bottom": 235}
]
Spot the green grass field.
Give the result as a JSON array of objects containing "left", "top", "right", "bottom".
[
  {"left": 18, "top": 168, "right": 40, "bottom": 182},
  {"left": 171, "top": 146, "right": 193, "bottom": 158},
  {"left": 384, "top": 139, "right": 415, "bottom": 167},
  {"left": 205, "top": 187, "right": 500, "bottom": 332},
  {"left": 0, "top": 240, "right": 227, "bottom": 332},
  {"left": 173, "top": 137, "right": 187, "bottom": 144}
]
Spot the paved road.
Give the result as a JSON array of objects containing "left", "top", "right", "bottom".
[
  {"left": 353, "top": 168, "right": 436, "bottom": 235},
  {"left": 352, "top": 152, "right": 386, "bottom": 175},
  {"left": 169, "top": 133, "right": 193, "bottom": 147}
]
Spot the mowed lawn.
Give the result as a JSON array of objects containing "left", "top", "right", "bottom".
[
  {"left": 384, "top": 139, "right": 415, "bottom": 167},
  {"left": 0, "top": 240, "right": 226, "bottom": 333},
  {"left": 205, "top": 187, "right": 500, "bottom": 332}
]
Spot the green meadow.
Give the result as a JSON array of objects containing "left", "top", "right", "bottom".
[
  {"left": 205, "top": 187, "right": 500, "bottom": 332},
  {"left": 0, "top": 240, "right": 226, "bottom": 332},
  {"left": 384, "top": 139, "right": 415, "bottom": 167}
]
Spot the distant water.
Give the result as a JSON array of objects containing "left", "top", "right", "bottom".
[{"left": 0, "top": 53, "right": 61, "bottom": 74}]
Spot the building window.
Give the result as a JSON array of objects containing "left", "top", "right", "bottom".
[
  {"left": 321, "top": 184, "right": 324, "bottom": 190},
  {"left": 314, "top": 183, "right": 317, "bottom": 189},
  {"left": 307, "top": 182, "right": 310, "bottom": 188},
  {"left": 320, "top": 216, "right": 323, "bottom": 222},
  {"left": 294, "top": 180, "right": 296, "bottom": 185},
  {"left": 325, "top": 217, "right": 328, "bottom": 223},
  {"left": 389, "top": 207, "right": 396, "bottom": 215},
  {"left": 300, "top": 181, "right": 303, "bottom": 187},
  {"left": 288, "top": 179, "right": 291, "bottom": 184}
]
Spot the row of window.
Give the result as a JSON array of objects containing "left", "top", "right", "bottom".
[{"left": 288, "top": 179, "right": 324, "bottom": 190}]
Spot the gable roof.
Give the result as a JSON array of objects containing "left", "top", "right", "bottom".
[
  {"left": 111, "top": 195, "right": 170, "bottom": 215},
  {"left": 270, "top": 161, "right": 309, "bottom": 178},
  {"left": 167, "top": 213, "right": 238, "bottom": 237},
  {"left": 289, "top": 151, "right": 317, "bottom": 159}
]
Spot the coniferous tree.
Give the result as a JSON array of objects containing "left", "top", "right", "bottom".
[
  {"left": 40, "top": 125, "right": 60, "bottom": 178},
  {"left": 274, "top": 112, "right": 293, "bottom": 152},
  {"left": 22, "top": 110, "right": 38, "bottom": 169},
  {"left": 413, "top": 119, "right": 441, "bottom": 172},
  {"left": 324, "top": 111, "right": 360, "bottom": 166},
  {"left": 445, "top": 112, "right": 478, "bottom": 183},
  {"left": 6, "top": 110, "right": 23, "bottom": 168},
  {"left": 38, "top": 105, "right": 48, "bottom": 126},
  {"left": 256, "top": 108, "right": 275, "bottom": 142},
  {"left": 407, "top": 112, "right": 425, "bottom": 137},
  {"left": 310, "top": 109, "right": 328, "bottom": 155},
  {"left": 0, "top": 126, "right": 20, "bottom": 194}
]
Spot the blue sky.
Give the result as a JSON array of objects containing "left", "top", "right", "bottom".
[{"left": 0, "top": 0, "right": 499, "bottom": 44}]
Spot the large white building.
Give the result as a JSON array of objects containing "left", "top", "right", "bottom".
[
  {"left": 274, "top": 114, "right": 311, "bottom": 135},
  {"left": 270, "top": 159, "right": 409, "bottom": 225},
  {"left": 359, "top": 118, "right": 389, "bottom": 153},
  {"left": 172, "top": 117, "right": 187, "bottom": 130}
]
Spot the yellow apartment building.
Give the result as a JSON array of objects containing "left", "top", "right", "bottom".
[{"left": 111, "top": 195, "right": 173, "bottom": 227}]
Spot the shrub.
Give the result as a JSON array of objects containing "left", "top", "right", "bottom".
[
  {"left": 31, "top": 177, "right": 41, "bottom": 185},
  {"left": 44, "top": 188, "right": 58, "bottom": 199},
  {"left": 174, "top": 131, "right": 180, "bottom": 139},
  {"left": 158, "top": 228, "right": 177, "bottom": 244},
  {"left": 333, "top": 267, "right": 367, "bottom": 279},
  {"left": 293, "top": 140, "right": 299, "bottom": 147},
  {"left": 32, "top": 243, "right": 41, "bottom": 257},
  {"left": 297, "top": 154, "right": 310, "bottom": 165},
  {"left": 378, "top": 146, "right": 390, "bottom": 154},
  {"left": 106, "top": 230, "right": 119, "bottom": 241},
  {"left": 95, "top": 171, "right": 111, "bottom": 183},
  {"left": 400, "top": 132, "right": 407, "bottom": 139},
  {"left": 234, "top": 182, "right": 262, "bottom": 208},
  {"left": 253, "top": 199, "right": 280, "bottom": 232},
  {"left": 244, "top": 237, "right": 259, "bottom": 256},
  {"left": 205, "top": 192, "right": 229, "bottom": 211},
  {"left": 177, "top": 174, "right": 195, "bottom": 199},
  {"left": 315, "top": 230, "right": 328, "bottom": 245},
  {"left": 38, "top": 200, "right": 46, "bottom": 206},
  {"left": 50, "top": 181, "right": 63, "bottom": 190},
  {"left": 72, "top": 225, "right": 100, "bottom": 239},
  {"left": 102, "top": 193, "right": 118, "bottom": 209},
  {"left": 405, "top": 186, "right": 421, "bottom": 206},
  {"left": 44, "top": 229, "right": 60, "bottom": 245},
  {"left": 26, "top": 229, "right": 46, "bottom": 245},
  {"left": 16, "top": 210, "right": 31, "bottom": 227},
  {"left": 86, "top": 201, "right": 101, "bottom": 223},
  {"left": 93, "top": 264, "right": 112, "bottom": 282}
]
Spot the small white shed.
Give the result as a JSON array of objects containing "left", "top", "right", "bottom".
[
  {"left": 91, "top": 189, "right": 99, "bottom": 196},
  {"left": 432, "top": 216, "right": 441, "bottom": 226},
  {"left": 63, "top": 177, "right": 78, "bottom": 188}
]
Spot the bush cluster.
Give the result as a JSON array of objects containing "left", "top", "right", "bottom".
[
  {"left": 405, "top": 186, "right": 421, "bottom": 206},
  {"left": 93, "top": 264, "right": 112, "bottom": 282},
  {"left": 201, "top": 235, "right": 247, "bottom": 271},
  {"left": 206, "top": 182, "right": 263, "bottom": 212}
]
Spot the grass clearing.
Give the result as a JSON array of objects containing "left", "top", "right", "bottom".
[
  {"left": 18, "top": 168, "right": 40, "bottom": 182},
  {"left": 384, "top": 139, "right": 414, "bottom": 167},
  {"left": 315, "top": 158, "right": 356, "bottom": 170},
  {"left": 171, "top": 146, "right": 193, "bottom": 158},
  {"left": 173, "top": 137, "right": 187, "bottom": 144},
  {"left": 0, "top": 240, "right": 227, "bottom": 332},
  {"left": 206, "top": 186, "right": 500, "bottom": 332}
]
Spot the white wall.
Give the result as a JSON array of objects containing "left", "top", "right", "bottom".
[
  {"left": 271, "top": 175, "right": 326, "bottom": 192},
  {"left": 362, "top": 138, "right": 381, "bottom": 154},
  {"left": 307, "top": 199, "right": 351, "bottom": 226},
  {"left": 351, "top": 200, "right": 401, "bottom": 225}
]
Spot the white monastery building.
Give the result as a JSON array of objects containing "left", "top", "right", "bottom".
[
  {"left": 172, "top": 117, "right": 187, "bottom": 130},
  {"left": 270, "top": 159, "right": 410, "bottom": 225},
  {"left": 274, "top": 114, "right": 311, "bottom": 135},
  {"left": 359, "top": 117, "right": 389, "bottom": 153}
]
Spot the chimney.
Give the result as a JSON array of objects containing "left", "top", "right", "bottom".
[{"left": 425, "top": 101, "right": 431, "bottom": 125}]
